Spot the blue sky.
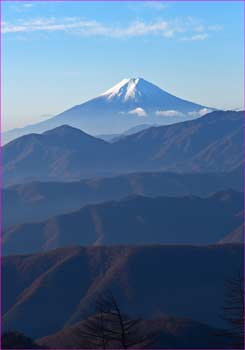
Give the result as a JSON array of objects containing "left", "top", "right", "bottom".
[{"left": 2, "top": 0, "right": 244, "bottom": 131}]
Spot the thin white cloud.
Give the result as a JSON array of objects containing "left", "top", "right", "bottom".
[
  {"left": 2, "top": 18, "right": 170, "bottom": 37},
  {"left": 208, "top": 25, "right": 223, "bottom": 31},
  {"left": 188, "top": 108, "right": 212, "bottom": 118},
  {"left": 129, "top": 107, "right": 147, "bottom": 117},
  {"left": 2, "top": 18, "right": 103, "bottom": 34},
  {"left": 8, "top": 2, "right": 35, "bottom": 12},
  {"left": 180, "top": 33, "right": 208, "bottom": 41},
  {"left": 2, "top": 17, "right": 223, "bottom": 41},
  {"left": 156, "top": 110, "right": 184, "bottom": 117}
]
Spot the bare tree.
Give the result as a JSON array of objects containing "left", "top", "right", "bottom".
[
  {"left": 75, "top": 305, "right": 110, "bottom": 349},
  {"left": 96, "top": 292, "right": 151, "bottom": 349},
  {"left": 77, "top": 291, "right": 152, "bottom": 349}
]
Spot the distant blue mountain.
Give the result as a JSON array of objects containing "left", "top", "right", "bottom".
[{"left": 3, "top": 78, "right": 212, "bottom": 144}]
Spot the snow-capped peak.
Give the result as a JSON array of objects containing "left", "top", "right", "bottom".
[{"left": 101, "top": 78, "right": 143, "bottom": 102}]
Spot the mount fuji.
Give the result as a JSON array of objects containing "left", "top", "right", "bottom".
[{"left": 3, "top": 78, "right": 212, "bottom": 144}]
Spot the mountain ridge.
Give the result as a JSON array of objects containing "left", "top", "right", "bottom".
[
  {"left": 3, "top": 190, "right": 243, "bottom": 255},
  {"left": 3, "top": 110, "right": 243, "bottom": 186},
  {"left": 3, "top": 167, "right": 243, "bottom": 229}
]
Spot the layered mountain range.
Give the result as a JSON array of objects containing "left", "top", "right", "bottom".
[
  {"left": 3, "top": 90, "right": 244, "bottom": 349},
  {"left": 3, "top": 110, "right": 243, "bottom": 186},
  {"left": 3, "top": 167, "right": 243, "bottom": 229},
  {"left": 3, "top": 190, "right": 243, "bottom": 255}
]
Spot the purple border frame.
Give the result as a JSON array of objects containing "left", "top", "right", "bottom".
[{"left": 0, "top": 1, "right": 244, "bottom": 350}]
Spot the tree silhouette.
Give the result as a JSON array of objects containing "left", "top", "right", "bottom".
[
  {"left": 77, "top": 291, "right": 152, "bottom": 349},
  {"left": 75, "top": 304, "right": 110, "bottom": 349}
]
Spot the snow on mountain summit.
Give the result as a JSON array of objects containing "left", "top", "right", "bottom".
[
  {"left": 101, "top": 78, "right": 144, "bottom": 102},
  {"left": 99, "top": 77, "right": 195, "bottom": 108}
]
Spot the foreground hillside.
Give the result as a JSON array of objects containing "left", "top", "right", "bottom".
[
  {"left": 3, "top": 190, "right": 243, "bottom": 255},
  {"left": 3, "top": 167, "right": 243, "bottom": 229},
  {"left": 3, "top": 111, "right": 243, "bottom": 185},
  {"left": 38, "top": 315, "right": 227, "bottom": 349},
  {"left": 3, "top": 244, "right": 243, "bottom": 340}
]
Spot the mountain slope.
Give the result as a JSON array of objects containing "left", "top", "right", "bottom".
[
  {"left": 3, "top": 125, "right": 111, "bottom": 185},
  {"left": 3, "top": 244, "right": 243, "bottom": 339},
  {"left": 218, "top": 224, "right": 244, "bottom": 244},
  {"left": 3, "top": 167, "right": 243, "bottom": 229},
  {"left": 38, "top": 316, "right": 227, "bottom": 349},
  {"left": 3, "top": 111, "right": 244, "bottom": 185},
  {"left": 112, "top": 110, "right": 243, "bottom": 173},
  {"left": 3, "top": 78, "right": 210, "bottom": 144},
  {"left": 3, "top": 190, "right": 243, "bottom": 255}
]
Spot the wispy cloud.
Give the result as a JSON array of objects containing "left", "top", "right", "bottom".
[
  {"left": 180, "top": 33, "right": 209, "bottom": 41},
  {"left": 3, "top": 18, "right": 102, "bottom": 34},
  {"left": 188, "top": 108, "right": 212, "bottom": 117},
  {"left": 156, "top": 110, "right": 184, "bottom": 117},
  {"left": 2, "top": 18, "right": 172, "bottom": 37},
  {"left": 2, "top": 16, "right": 223, "bottom": 42},
  {"left": 156, "top": 108, "right": 213, "bottom": 118},
  {"left": 180, "top": 22, "right": 223, "bottom": 41},
  {"left": 8, "top": 2, "right": 35, "bottom": 12}
]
